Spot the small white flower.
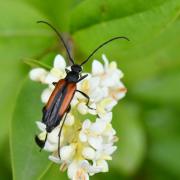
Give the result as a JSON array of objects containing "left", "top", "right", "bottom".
[
  {"left": 36, "top": 121, "right": 46, "bottom": 131},
  {"left": 60, "top": 144, "right": 76, "bottom": 161},
  {"left": 79, "top": 120, "right": 91, "bottom": 142},
  {"left": 77, "top": 102, "right": 88, "bottom": 115},
  {"left": 41, "top": 88, "right": 52, "bottom": 103},
  {"left": 29, "top": 68, "right": 48, "bottom": 82},
  {"left": 68, "top": 160, "right": 102, "bottom": 180},
  {"left": 82, "top": 147, "right": 96, "bottom": 160},
  {"left": 31, "top": 53, "right": 126, "bottom": 179},
  {"left": 94, "top": 160, "right": 109, "bottom": 172},
  {"left": 53, "top": 54, "right": 66, "bottom": 70},
  {"left": 65, "top": 114, "right": 75, "bottom": 126},
  {"left": 92, "top": 60, "right": 104, "bottom": 75}
]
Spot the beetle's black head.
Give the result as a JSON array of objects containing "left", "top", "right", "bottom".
[{"left": 71, "top": 64, "right": 82, "bottom": 73}]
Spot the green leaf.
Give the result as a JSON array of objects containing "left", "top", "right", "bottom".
[
  {"left": 11, "top": 78, "right": 50, "bottom": 179},
  {"left": 24, "top": 58, "right": 52, "bottom": 70},
  {"left": 144, "top": 108, "right": 180, "bottom": 178},
  {"left": 0, "top": 0, "right": 53, "bottom": 178},
  {"left": 70, "top": 0, "right": 168, "bottom": 32},
  {"left": 0, "top": 137, "right": 12, "bottom": 179},
  {"left": 39, "top": 164, "right": 67, "bottom": 180},
  {"left": 23, "top": 0, "right": 82, "bottom": 31},
  {"left": 132, "top": 71, "right": 180, "bottom": 105},
  {"left": 72, "top": 0, "right": 180, "bottom": 83},
  {"left": 111, "top": 102, "right": 146, "bottom": 176},
  {"left": 142, "top": 162, "right": 178, "bottom": 180}
]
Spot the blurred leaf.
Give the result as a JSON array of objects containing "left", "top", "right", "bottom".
[
  {"left": 140, "top": 162, "right": 178, "bottom": 180},
  {"left": 144, "top": 108, "right": 180, "bottom": 178},
  {"left": 24, "top": 58, "right": 52, "bottom": 70},
  {"left": 39, "top": 164, "right": 68, "bottom": 180},
  {"left": 23, "top": 0, "right": 82, "bottom": 31},
  {"left": 0, "top": 0, "right": 53, "bottom": 178},
  {"left": 122, "top": 19, "right": 180, "bottom": 86},
  {"left": 132, "top": 71, "right": 180, "bottom": 105},
  {"left": 0, "top": 137, "right": 12, "bottom": 180},
  {"left": 91, "top": 169, "right": 128, "bottom": 180},
  {"left": 111, "top": 102, "right": 146, "bottom": 176},
  {"left": 70, "top": 0, "right": 168, "bottom": 32},
  {"left": 11, "top": 79, "right": 50, "bottom": 179}
]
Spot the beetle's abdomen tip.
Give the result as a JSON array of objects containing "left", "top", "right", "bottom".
[{"left": 35, "top": 135, "right": 45, "bottom": 149}]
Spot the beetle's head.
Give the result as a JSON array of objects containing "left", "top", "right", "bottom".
[{"left": 71, "top": 64, "right": 82, "bottom": 73}]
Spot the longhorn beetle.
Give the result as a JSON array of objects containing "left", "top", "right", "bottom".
[{"left": 35, "top": 21, "right": 129, "bottom": 157}]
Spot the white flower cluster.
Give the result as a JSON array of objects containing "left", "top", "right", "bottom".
[{"left": 29, "top": 54, "right": 127, "bottom": 180}]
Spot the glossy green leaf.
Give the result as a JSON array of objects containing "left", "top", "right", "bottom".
[
  {"left": 70, "top": 0, "right": 168, "bottom": 32},
  {"left": 11, "top": 79, "right": 50, "bottom": 180},
  {"left": 111, "top": 102, "right": 146, "bottom": 176}
]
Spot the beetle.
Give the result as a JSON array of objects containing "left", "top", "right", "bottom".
[{"left": 35, "top": 21, "right": 129, "bottom": 157}]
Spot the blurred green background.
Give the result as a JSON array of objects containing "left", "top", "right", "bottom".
[{"left": 0, "top": 0, "right": 180, "bottom": 179}]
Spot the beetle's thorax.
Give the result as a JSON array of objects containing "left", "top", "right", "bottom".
[
  {"left": 65, "top": 71, "right": 80, "bottom": 82},
  {"left": 65, "top": 64, "right": 82, "bottom": 82}
]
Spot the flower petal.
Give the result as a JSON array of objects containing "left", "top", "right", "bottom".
[
  {"left": 60, "top": 144, "right": 75, "bottom": 161},
  {"left": 99, "top": 112, "right": 112, "bottom": 123},
  {"left": 41, "top": 88, "right": 52, "bottom": 103},
  {"left": 102, "top": 54, "right": 109, "bottom": 69},
  {"left": 90, "top": 119, "right": 106, "bottom": 134},
  {"left": 82, "top": 120, "right": 91, "bottom": 129},
  {"left": 77, "top": 102, "right": 88, "bottom": 115},
  {"left": 65, "top": 114, "right": 75, "bottom": 126},
  {"left": 73, "top": 169, "right": 89, "bottom": 180},
  {"left": 48, "top": 155, "right": 61, "bottom": 164},
  {"left": 53, "top": 54, "right": 66, "bottom": 70},
  {"left": 89, "top": 77, "right": 100, "bottom": 90},
  {"left": 48, "top": 127, "right": 59, "bottom": 144},
  {"left": 44, "top": 141, "right": 58, "bottom": 152},
  {"left": 79, "top": 132, "right": 87, "bottom": 142},
  {"left": 29, "top": 68, "right": 47, "bottom": 82},
  {"left": 88, "top": 136, "right": 103, "bottom": 150},
  {"left": 68, "top": 161, "right": 78, "bottom": 179},
  {"left": 97, "top": 160, "right": 109, "bottom": 172},
  {"left": 92, "top": 60, "right": 104, "bottom": 75},
  {"left": 82, "top": 147, "right": 95, "bottom": 160},
  {"left": 44, "top": 72, "right": 59, "bottom": 84},
  {"left": 36, "top": 121, "right": 46, "bottom": 131},
  {"left": 105, "top": 99, "right": 117, "bottom": 112},
  {"left": 104, "top": 145, "right": 117, "bottom": 155}
]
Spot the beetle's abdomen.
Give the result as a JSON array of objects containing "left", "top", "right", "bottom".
[
  {"left": 58, "top": 82, "right": 76, "bottom": 116},
  {"left": 42, "top": 79, "right": 76, "bottom": 132}
]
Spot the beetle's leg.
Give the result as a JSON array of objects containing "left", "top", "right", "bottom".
[
  {"left": 76, "top": 90, "right": 96, "bottom": 110},
  {"left": 65, "top": 68, "right": 70, "bottom": 74},
  {"left": 58, "top": 106, "right": 71, "bottom": 158},
  {"left": 52, "top": 82, "right": 57, "bottom": 86},
  {"left": 77, "top": 74, "right": 88, "bottom": 83}
]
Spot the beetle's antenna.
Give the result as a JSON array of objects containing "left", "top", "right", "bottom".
[
  {"left": 37, "top": 20, "right": 74, "bottom": 64},
  {"left": 80, "top": 36, "right": 129, "bottom": 66}
]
